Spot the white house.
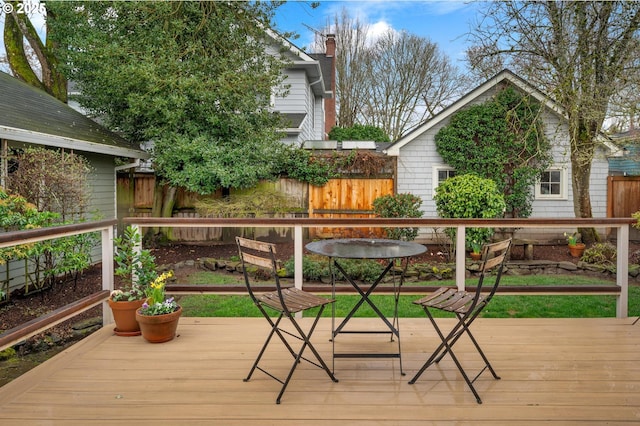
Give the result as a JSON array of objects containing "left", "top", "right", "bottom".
[
  {"left": 266, "top": 29, "right": 335, "bottom": 145},
  {"left": 385, "top": 69, "right": 615, "bottom": 241}
]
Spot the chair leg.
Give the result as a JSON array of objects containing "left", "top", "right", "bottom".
[
  {"left": 245, "top": 305, "right": 337, "bottom": 404},
  {"left": 409, "top": 309, "right": 497, "bottom": 404},
  {"left": 276, "top": 307, "right": 338, "bottom": 404},
  {"left": 244, "top": 313, "right": 286, "bottom": 382}
]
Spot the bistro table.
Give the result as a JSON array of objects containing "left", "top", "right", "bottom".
[{"left": 305, "top": 238, "right": 427, "bottom": 375}]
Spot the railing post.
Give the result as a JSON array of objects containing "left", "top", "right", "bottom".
[
  {"left": 102, "top": 224, "right": 115, "bottom": 325},
  {"left": 456, "top": 225, "right": 466, "bottom": 291},
  {"left": 616, "top": 224, "right": 629, "bottom": 318},
  {"left": 294, "top": 225, "right": 303, "bottom": 291}
]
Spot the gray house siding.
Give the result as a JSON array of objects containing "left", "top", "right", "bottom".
[
  {"left": 85, "top": 152, "right": 118, "bottom": 220},
  {"left": 274, "top": 70, "right": 324, "bottom": 145}
]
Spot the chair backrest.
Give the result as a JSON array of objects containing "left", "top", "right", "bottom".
[
  {"left": 235, "top": 236, "right": 281, "bottom": 303},
  {"left": 475, "top": 238, "right": 512, "bottom": 304}
]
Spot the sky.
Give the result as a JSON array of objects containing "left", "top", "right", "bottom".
[
  {"left": 0, "top": 0, "right": 481, "bottom": 71},
  {"left": 273, "top": 1, "right": 482, "bottom": 66}
]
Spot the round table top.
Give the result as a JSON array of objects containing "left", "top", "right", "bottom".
[{"left": 306, "top": 238, "right": 427, "bottom": 259}]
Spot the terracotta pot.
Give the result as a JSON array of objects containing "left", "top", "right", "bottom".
[
  {"left": 136, "top": 306, "right": 182, "bottom": 343},
  {"left": 107, "top": 298, "right": 145, "bottom": 336},
  {"left": 568, "top": 243, "right": 586, "bottom": 258},
  {"left": 470, "top": 252, "right": 482, "bottom": 261}
]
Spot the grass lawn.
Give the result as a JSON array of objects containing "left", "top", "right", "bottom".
[{"left": 176, "top": 271, "right": 640, "bottom": 318}]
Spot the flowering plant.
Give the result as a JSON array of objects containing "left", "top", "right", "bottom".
[
  {"left": 138, "top": 271, "right": 178, "bottom": 316},
  {"left": 564, "top": 232, "right": 579, "bottom": 246},
  {"left": 469, "top": 240, "right": 482, "bottom": 254}
]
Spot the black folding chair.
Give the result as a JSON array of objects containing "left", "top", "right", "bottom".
[
  {"left": 236, "top": 237, "right": 338, "bottom": 404},
  {"left": 408, "top": 238, "right": 512, "bottom": 404}
]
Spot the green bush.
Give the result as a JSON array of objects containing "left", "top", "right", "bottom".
[
  {"left": 581, "top": 243, "right": 617, "bottom": 266},
  {"left": 372, "top": 193, "right": 423, "bottom": 241},
  {"left": 328, "top": 124, "right": 390, "bottom": 142},
  {"left": 284, "top": 256, "right": 383, "bottom": 283},
  {"left": 434, "top": 174, "right": 506, "bottom": 249}
]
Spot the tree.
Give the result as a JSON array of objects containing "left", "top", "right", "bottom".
[
  {"left": 319, "top": 7, "right": 370, "bottom": 129},
  {"left": 318, "top": 8, "right": 465, "bottom": 140},
  {"left": 360, "top": 30, "right": 462, "bottom": 141},
  {"left": 435, "top": 86, "right": 552, "bottom": 218},
  {"left": 46, "top": 1, "right": 288, "bottom": 225},
  {"left": 468, "top": 1, "right": 640, "bottom": 241},
  {"left": 7, "top": 147, "right": 92, "bottom": 221},
  {"left": 2, "top": 1, "right": 67, "bottom": 101}
]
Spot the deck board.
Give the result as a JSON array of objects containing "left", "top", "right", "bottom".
[{"left": 1, "top": 317, "right": 639, "bottom": 424}]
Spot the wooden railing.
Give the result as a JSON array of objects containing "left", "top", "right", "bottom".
[
  {"left": 0, "top": 216, "right": 634, "bottom": 351},
  {"left": 0, "top": 219, "right": 116, "bottom": 352},
  {"left": 124, "top": 217, "right": 634, "bottom": 319}
]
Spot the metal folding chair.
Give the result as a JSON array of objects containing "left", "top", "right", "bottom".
[
  {"left": 408, "top": 238, "right": 512, "bottom": 404},
  {"left": 236, "top": 237, "right": 338, "bottom": 404}
]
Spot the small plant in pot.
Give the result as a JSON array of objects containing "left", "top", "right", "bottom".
[
  {"left": 564, "top": 232, "right": 585, "bottom": 258},
  {"left": 469, "top": 240, "right": 483, "bottom": 261},
  {"left": 108, "top": 226, "right": 158, "bottom": 336},
  {"left": 136, "top": 271, "right": 181, "bottom": 343}
]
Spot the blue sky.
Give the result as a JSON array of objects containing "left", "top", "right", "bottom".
[
  {"left": 0, "top": 0, "right": 481, "bottom": 71},
  {"left": 273, "top": 1, "right": 482, "bottom": 66}
]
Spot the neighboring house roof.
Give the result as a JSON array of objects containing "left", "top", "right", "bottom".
[
  {"left": 265, "top": 28, "right": 333, "bottom": 99},
  {"left": 309, "top": 53, "right": 333, "bottom": 97},
  {"left": 0, "top": 71, "right": 149, "bottom": 159},
  {"left": 386, "top": 69, "right": 614, "bottom": 156}
]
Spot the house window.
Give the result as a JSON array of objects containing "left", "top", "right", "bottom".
[
  {"left": 535, "top": 167, "right": 567, "bottom": 199},
  {"left": 432, "top": 166, "right": 456, "bottom": 196}
]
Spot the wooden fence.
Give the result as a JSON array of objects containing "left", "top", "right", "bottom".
[
  {"left": 117, "top": 173, "right": 394, "bottom": 242},
  {"left": 608, "top": 175, "right": 640, "bottom": 240}
]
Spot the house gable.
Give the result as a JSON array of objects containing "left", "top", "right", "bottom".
[
  {"left": 389, "top": 69, "right": 611, "bottom": 237},
  {"left": 386, "top": 69, "right": 566, "bottom": 156}
]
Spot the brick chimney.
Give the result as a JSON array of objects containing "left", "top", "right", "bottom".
[{"left": 324, "top": 34, "right": 336, "bottom": 139}]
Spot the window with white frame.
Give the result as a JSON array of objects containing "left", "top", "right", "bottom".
[
  {"left": 432, "top": 166, "right": 456, "bottom": 196},
  {"left": 535, "top": 167, "right": 567, "bottom": 199}
]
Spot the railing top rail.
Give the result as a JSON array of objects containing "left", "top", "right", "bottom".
[
  {"left": 0, "top": 219, "right": 117, "bottom": 248},
  {"left": 122, "top": 217, "right": 634, "bottom": 228}
]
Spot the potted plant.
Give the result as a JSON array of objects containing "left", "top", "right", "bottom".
[
  {"left": 135, "top": 271, "right": 181, "bottom": 343},
  {"left": 469, "top": 240, "right": 483, "bottom": 261},
  {"left": 107, "top": 226, "right": 158, "bottom": 336},
  {"left": 565, "top": 232, "right": 585, "bottom": 258}
]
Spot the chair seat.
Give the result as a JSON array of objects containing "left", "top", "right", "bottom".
[
  {"left": 260, "top": 288, "right": 335, "bottom": 313},
  {"left": 414, "top": 287, "right": 486, "bottom": 314}
]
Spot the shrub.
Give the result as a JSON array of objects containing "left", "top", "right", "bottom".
[
  {"left": 434, "top": 174, "right": 506, "bottom": 249},
  {"left": 581, "top": 243, "right": 617, "bottom": 266},
  {"left": 328, "top": 124, "right": 390, "bottom": 142},
  {"left": 284, "top": 256, "right": 329, "bottom": 282},
  {"left": 283, "top": 256, "right": 383, "bottom": 283},
  {"left": 372, "top": 193, "right": 423, "bottom": 241}
]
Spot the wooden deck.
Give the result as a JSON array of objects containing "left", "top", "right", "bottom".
[{"left": 1, "top": 316, "right": 639, "bottom": 425}]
